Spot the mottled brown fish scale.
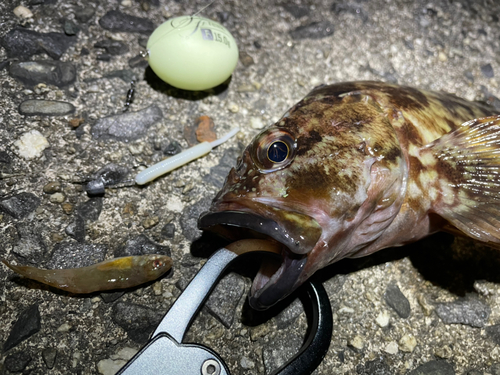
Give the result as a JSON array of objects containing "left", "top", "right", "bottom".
[
  {"left": 296, "top": 130, "right": 322, "bottom": 156},
  {"left": 382, "top": 85, "right": 430, "bottom": 111},
  {"left": 433, "top": 153, "right": 468, "bottom": 193}
]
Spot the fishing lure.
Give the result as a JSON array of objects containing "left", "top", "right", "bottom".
[{"left": 2, "top": 255, "right": 172, "bottom": 293}]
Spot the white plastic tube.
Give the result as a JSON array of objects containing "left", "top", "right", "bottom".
[{"left": 135, "top": 128, "right": 239, "bottom": 185}]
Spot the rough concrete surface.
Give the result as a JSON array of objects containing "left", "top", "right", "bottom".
[{"left": 1, "top": 0, "right": 500, "bottom": 374}]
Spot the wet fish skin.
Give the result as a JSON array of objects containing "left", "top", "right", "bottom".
[{"left": 200, "top": 81, "right": 500, "bottom": 309}]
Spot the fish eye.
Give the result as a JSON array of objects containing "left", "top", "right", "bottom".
[
  {"left": 267, "top": 141, "right": 289, "bottom": 163},
  {"left": 251, "top": 129, "right": 296, "bottom": 173},
  {"left": 153, "top": 259, "right": 163, "bottom": 269}
]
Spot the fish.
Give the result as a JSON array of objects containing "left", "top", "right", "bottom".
[
  {"left": 2, "top": 254, "right": 172, "bottom": 293},
  {"left": 198, "top": 81, "right": 500, "bottom": 310}
]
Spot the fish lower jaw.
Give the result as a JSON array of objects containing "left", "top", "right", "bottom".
[
  {"left": 250, "top": 258, "right": 285, "bottom": 296},
  {"left": 248, "top": 250, "right": 307, "bottom": 310}
]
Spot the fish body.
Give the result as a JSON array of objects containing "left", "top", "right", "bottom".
[
  {"left": 199, "top": 81, "right": 500, "bottom": 309},
  {"left": 2, "top": 255, "right": 172, "bottom": 293}
]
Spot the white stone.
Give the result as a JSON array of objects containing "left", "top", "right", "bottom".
[
  {"left": 338, "top": 305, "right": 355, "bottom": 314},
  {"left": 97, "top": 358, "right": 127, "bottom": 375},
  {"left": 349, "top": 335, "right": 365, "bottom": 350},
  {"left": 250, "top": 117, "right": 264, "bottom": 129},
  {"left": 14, "top": 5, "right": 33, "bottom": 19},
  {"left": 50, "top": 192, "right": 65, "bottom": 203},
  {"left": 228, "top": 103, "right": 239, "bottom": 113},
  {"left": 375, "top": 311, "right": 390, "bottom": 327},
  {"left": 166, "top": 196, "right": 184, "bottom": 212},
  {"left": 110, "top": 347, "right": 138, "bottom": 361},
  {"left": 240, "top": 356, "right": 255, "bottom": 369},
  {"left": 14, "top": 130, "right": 49, "bottom": 160},
  {"left": 98, "top": 347, "right": 138, "bottom": 375},
  {"left": 399, "top": 334, "right": 417, "bottom": 353},
  {"left": 57, "top": 323, "right": 72, "bottom": 332},
  {"left": 384, "top": 341, "right": 399, "bottom": 355}
]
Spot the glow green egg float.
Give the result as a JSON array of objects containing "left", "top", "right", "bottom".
[{"left": 147, "top": 16, "right": 239, "bottom": 91}]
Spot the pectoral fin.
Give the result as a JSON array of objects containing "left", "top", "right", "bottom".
[{"left": 422, "top": 115, "right": 500, "bottom": 243}]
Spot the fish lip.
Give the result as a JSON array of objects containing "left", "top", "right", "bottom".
[
  {"left": 198, "top": 207, "right": 319, "bottom": 309},
  {"left": 198, "top": 210, "right": 307, "bottom": 254}
]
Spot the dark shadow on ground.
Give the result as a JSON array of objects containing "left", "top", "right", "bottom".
[
  {"left": 191, "top": 231, "right": 500, "bottom": 324},
  {"left": 143, "top": 66, "right": 231, "bottom": 100}
]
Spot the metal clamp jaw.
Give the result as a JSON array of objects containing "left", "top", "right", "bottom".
[{"left": 117, "top": 248, "right": 332, "bottom": 375}]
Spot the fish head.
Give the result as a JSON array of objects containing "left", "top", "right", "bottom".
[
  {"left": 143, "top": 254, "right": 173, "bottom": 279},
  {"left": 199, "top": 87, "right": 407, "bottom": 309}
]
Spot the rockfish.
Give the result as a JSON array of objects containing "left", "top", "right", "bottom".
[{"left": 198, "top": 81, "right": 500, "bottom": 309}]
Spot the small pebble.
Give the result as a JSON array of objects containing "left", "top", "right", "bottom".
[
  {"left": 250, "top": 324, "right": 271, "bottom": 341},
  {"left": 57, "top": 323, "right": 72, "bottom": 332},
  {"left": 195, "top": 115, "right": 217, "bottom": 143},
  {"left": 51, "top": 233, "right": 64, "bottom": 242},
  {"left": 122, "top": 203, "right": 136, "bottom": 216},
  {"left": 417, "top": 294, "right": 434, "bottom": 316},
  {"left": 152, "top": 282, "right": 162, "bottom": 296},
  {"left": 481, "top": 63, "right": 494, "bottom": 78},
  {"left": 94, "top": 40, "right": 129, "bottom": 56},
  {"left": 5, "top": 32, "right": 75, "bottom": 61},
  {"left": 128, "top": 144, "right": 144, "bottom": 155},
  {"left": 61, "top": 202, "right": 74, "bottom": 215},
  {"left": 438, "top": 51, "right": 448, "bottom": 62},
  {"left": 163, "top": 141, "right": 182, "bottom": 156},
  {"left": 399, "top": 334, "right": 417, "bottom": 352},
  {"left": 435, "top": 296, "right": 490, "bottom": 327},
  {"left": 349, "top": 335, "right": 365, "bottom": 350},
  {"left": 376, "top": 311, "right": 390, "bottom": 327},
  {"left": 3, "top": 304, "right": 41, "bottom": 352},
  {"left": 99, "top": 10, "right": 155, "bottom": 34},
  {"left": 49, "top": 192, "right": 65, "bottom": 203},
  {"left": 19, "top": 100, "right": 75, "bottom": 116},
  {"left": 92, "top": 105, "right": 163, "bottom": 142},
  {"left": 237, "top": 84, "right": 256, "bottom": 92},
  {"left": 160, "top": 223, "right": 175, "bottom": 238},
  {"left": 42, "top": 348, "right": 57, "bottom": 369},
  {"left": 250, "top": 116, "right": 264, "bottom": 129},
  {"left": 240, "top": 356, "right": 255, "bottom": 369},
  {"left": 384, "top": 282, "right": 411, "bottom": 318},
  {"left": 13, "top": 5, "right": 33, "bottom": 19},
  {"left": 228, "top": 103, "right": 239, "bottom": 113},
  {"left": 14, "top": 130, "right": 49, "bottom": 160},
  {"left": 74, "top": 6, "right": 95, "bottom": 23},
  {"left": 5, "top": 352, "right": 32, "bottom": 373},
  {"left": 239, "top": 51, "right": 255, "bottom": 67},
  {"left": 142, "top": 216, "right": 159, "bottom": 229},
  {"left": 63, "top": 20, "right": 79, "bottom": 36},
  {"left": 43, "top": 181, "right": 61, "bottom": 194},
  {"left": 384, "top": 341, "right": 398, "bottom": 355},
  {"left": 69, "top": 118, "right": 84, "bottom": 128},
  {"left": 0, "top": 192, "right": 40, "bottom": 219},
  {"left": 434, "top": 345, "right": 453, "bottom": 359}
]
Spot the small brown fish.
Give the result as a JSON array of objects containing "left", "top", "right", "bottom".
[
  {"left": 2, "top": 255, "right": 172, "bottom": 293},
  {"left": 199, "top": 81, "right": 500, "bottom": 309}
]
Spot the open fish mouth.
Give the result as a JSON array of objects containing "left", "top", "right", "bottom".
[{"left": 198, "top": 208, "right": 322, "bottom": 310}]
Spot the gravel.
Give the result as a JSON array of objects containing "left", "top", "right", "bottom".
[{"left": 1, "top": 0, "right": 499, "bottom": 374}]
